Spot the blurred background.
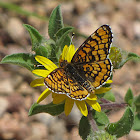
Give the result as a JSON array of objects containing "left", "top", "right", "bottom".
[{"left": 0, "top": 0, "right": 140, "bottom": 140}]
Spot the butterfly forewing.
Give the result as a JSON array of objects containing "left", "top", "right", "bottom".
[{"left": 71, "top": 25, "right": 113, "bottom": 63}]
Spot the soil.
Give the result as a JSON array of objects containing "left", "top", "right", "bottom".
[{"left": 0, "top": 0, "right": 140, "bottom": 140}]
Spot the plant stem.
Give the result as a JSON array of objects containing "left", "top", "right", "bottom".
[
  {"left": 100, "top": 98, "right": 111, "bottom": 103},
  {"left": 100, "top": 103, "right": 127, "bottom": 110},
  {"left": 87, "top": 105, "right": 98, "bottom": 131}
]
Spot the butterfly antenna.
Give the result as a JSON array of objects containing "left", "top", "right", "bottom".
[{"left": 70, "top": 32, "right": 75, "bottom": 46}]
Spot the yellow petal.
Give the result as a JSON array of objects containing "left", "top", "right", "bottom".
[
  {"left": 35, "top": 55, "right": 58, "bottom": 71},
  {"left": 32, "top": 69, "right": 50, "bottom": 77},
  {"left": 53, "top": 93, "right": 66, "bottom": 104},
  {"left": 106, "top": 80, "right": 113, "bottom": 84},
  {"left": 66, "top": 44, "right": 75, "bottom": 62},
  {"left": 30, "top": 78, "right": 45, "bottom": 87},
  {"left": 86, "top": 100, "right": 101, "bottom": 112},
  {"left": 64, "top": 97, "right": 74, "bottom": 116},
  {"left": 75, "top": 101, "right": 88, "bottom": 116},
  {"left": 86, "top": 94, "right": 97, "bottom": 100},
  {"left": 37, "top": 88, "right": 51, "bottom": 103},
  {"left": 62, "top": 45, "right": 68, "bottom": 60},
  {"left": 95, "top": 87, "right": 111, "bottom": 94}
]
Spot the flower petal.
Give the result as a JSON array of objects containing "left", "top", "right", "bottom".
[
  {"left": 106, "top": 80, "right": 113, "bottom": 84},
  {"left": 86, "top": 94, "right": 97, "bottom": 100},
  {"left": 86, "top": 100, "right": 101, "bottom": 112},
  {"left": 95, "top": 87, "right": 111, "bottom": 94},
  {"left": 52, "top": 93, "right": 66, "bottom": 104},
  {"left": 61, "top": 45, "right": 68, "bottom": 60},
  {"left": 37, "top": 88, "right": 51, "bottom": 103},
  {"left": 32, "top": 69, "right": 50, "bottom": 77},
  {"left": 75, "top": 101, "right": 88, "bottom": 116},
  {"left": 30, "top": 78, "right": 45, "bottom": 87},
  {"left": 64, "top": 97, "right": 74, "bottom": 116},
  {"left": 35, "top": 55, "right": 58, "bottom": 71},
  {"left": 66, "top": 44, "right": 75, "bottom": 62}
]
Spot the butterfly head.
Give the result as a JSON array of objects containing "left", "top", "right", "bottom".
[{"left": 59, "top": 60, "right": 68, "bottom": 68}]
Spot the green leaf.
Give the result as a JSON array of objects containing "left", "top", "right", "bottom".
[
  {"left": 124, "top": 88, "right": 134, "bottom": 106},
  {"left": 28, "top": 102, "right": 64, "bottom": 116},
  {"left": 48, "top": 43, "right": 58, "bottom": 63},
  {"left": 94, "top": 111, "right": 109, "bottom": 125},
  {"left": 79, "top": 116, "right": 91, "bottom": 140},
  {"left": 39, "top": 39, "right": 58, "bottom": 62},
  {"left": 23, "top": 24, "right": 44, "bottom": 51},
  {"left": 35, "top": 45, "right": 49, "bottom": 58},
  {"left": 56, "top": 27, "right": 73, "bottom": 51},
  {"left": 35, "top": 40, "right": 55, "bottom": 59},
  {"left": 132, "top": 113, "right": 140, "bottom": 131},
  {"left": 56, "top": 27, "right": 73, "bottom": 38},
  {"left": 106, "top": 107, "right": 134, "bottom": 138},
  {"left": 92, "top": 111, "right": 109, "bottom": 130},
  {"left": 48, "top": 5, "right": 64, "bottom": 40},
  {"left": 1, "top": 53, "right": 35, "bottom": 71},
  {"left": 134, "top": 95, "right": 140, "bottom": 113},
  {"left": 103, "top": 91, "right": 115, "bottom": 102},
  {"left": 120, "top": 52, "right": 140, "bottom": 68}
]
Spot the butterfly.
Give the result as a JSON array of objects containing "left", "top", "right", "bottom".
[{"left": 44, "top": 25, "right": 113, "bottom": 100}]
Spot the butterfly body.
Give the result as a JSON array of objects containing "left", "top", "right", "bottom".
[
  {"left": 44, "top": 25, "right": 113, "bottom": 100},
  {"left": 65, "top": 63, "right": 95, "bottom": 93}
]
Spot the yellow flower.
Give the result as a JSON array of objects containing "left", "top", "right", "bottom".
[{"left": 30, "top": 45, "right": 112, "bottom": 116}]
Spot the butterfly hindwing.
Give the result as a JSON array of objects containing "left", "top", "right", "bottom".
[
  {"left": 74, "top": 59, "right": 112, "bottom": 89},
  {"left": 44, "top": 68, "right": 89, "bottom": 100},
  {"left": 44, "top": 68, "right": 70, "bottom": 94}
]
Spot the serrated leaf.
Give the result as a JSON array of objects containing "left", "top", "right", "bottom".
[
  {"left": 79, "top": 116, "right": 91, "bottom": 140},
  {"left": 124, "top": 88, "right": 134, "bottom": 106},
  {"left": 106, "top": 107, "right": 134, "bottom": 138},
  {"left": 1, "top": 53, "right": 35, "bottom": 71},
  {"left": 28, "top": 102, "right": 64, "bottom": 116},
  {"left": 134, "top": 95, "right": 140, "bottom": 113},
  {"left": 103, "top": 91, "right": 115, "bottom": 102},
  {"left": 23, "top": 24, "right": 44, "bottom": 51},
  {"left": 132, "top": 113, "right": 140, "bottom": 131},
  {"left": 48, "top": 5, "right": 64, "bottom": 40}
]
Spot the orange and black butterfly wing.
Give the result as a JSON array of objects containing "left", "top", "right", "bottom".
[
  {"left": 71, "top": 25, "right": 113, "bottom": 89},
  {"left": 71, "top": 25, "right": 113, "bottom": 63},
  {"left": 44, "top": 68, "right": 89, "bottom": 100},
  {"left": 74, "top": 59, "right": 112, "bottom": 89}
]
